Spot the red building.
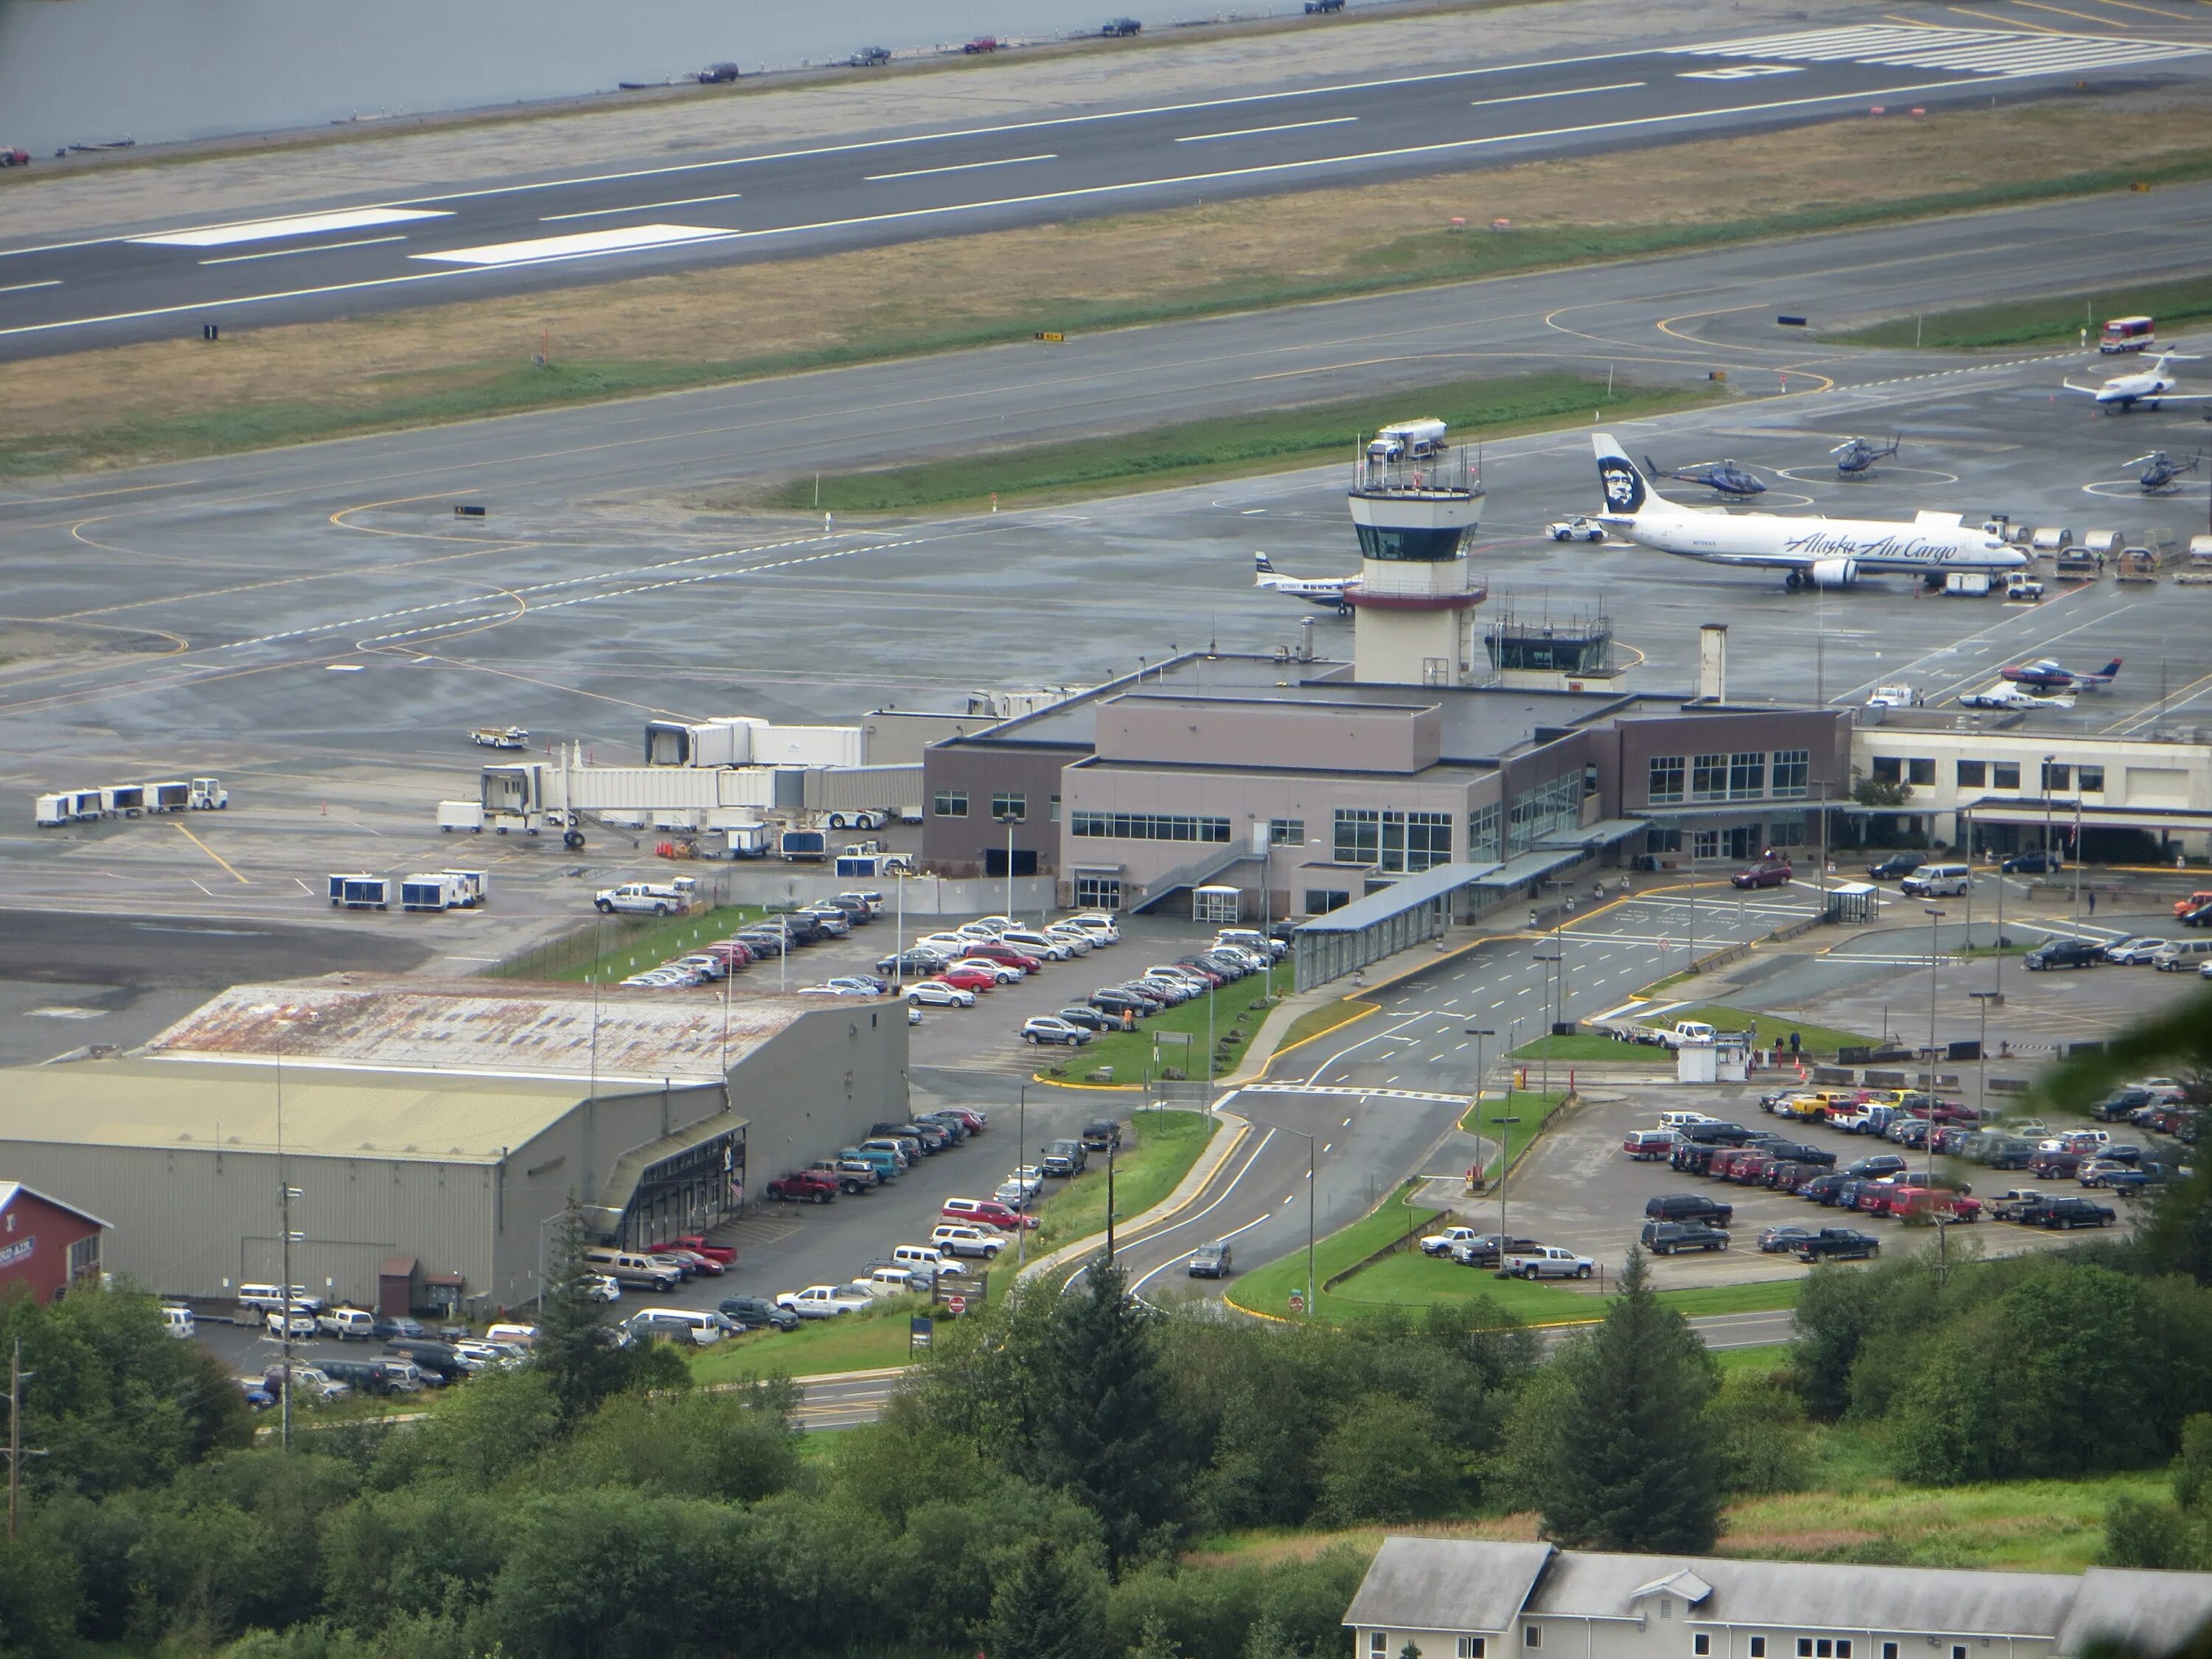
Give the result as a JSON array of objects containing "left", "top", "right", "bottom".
[{"left": 0, "top": 1183, "right": 108, "bottom": 1304}]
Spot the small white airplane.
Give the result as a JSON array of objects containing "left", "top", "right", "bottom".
[
  {"left": 1253, "top": 552, "right": 1357, "bottom": 614},
  {"left": 1590, "top": 435, "right": 2025, "bottom": 591},
  {"left": 1958, "top": 681, "right": 2076, "bottom": 712},
  {"left": 2062, "top": 352, "right": 2212, "bottom": 412}
]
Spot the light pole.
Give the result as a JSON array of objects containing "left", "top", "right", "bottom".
[
  {"left": 1530, "top": 953, "right": 1560, "bottom": 1100},
  {"left": 2071, "top": 779, "right": 2084, "bottom": 919},
  {"left": 996, "top": 810, "right": 1020, "bottom": 921},
  {"left": 1466, "top": 1021, "right": 1497, "bottom": 1214},
  {"left": 2042, "top": 754, "right": 2056, "bottom": 863},
  {"left": 1969, "top": 990, "right": 2000, "bottom": 1120},
  {"left": 1015, "top": 1085, "right": 1028, "bottom": 1270},
  {"left": 1924, "top": 905, "right": 1945, "bottom": 1186}
]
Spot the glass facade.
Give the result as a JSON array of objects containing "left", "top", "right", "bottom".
[
  {"left": 1772, "top": 748, "right": 1809, "bottom": 799},
  {"left": 1353, "top": 523, "right": 1470, "bottom": 562},
  {"left": 1728, "top": 751, "right": 1766, "bottom": 801},
  {"left": 1467, "top": 801, "right": 1503, "bottom": 863},
  {"left": 1648, "top": 755, "right": 1685, "bottom": 804},
  {"left": 1691, "top": 754, "right": 1728, "bottom": 801},
  {"left": 1074, "top": 874, "right": 1122, "bottom": 910},
  {"left": 1072, "top": 812, "right": 1231, "bottom": 842},
  {"left": 1334, "top": 808, "right": 1380, "bottom": 865},
  {"left": 1507, "top": 773, "right": 1581, "bottom": 855}
]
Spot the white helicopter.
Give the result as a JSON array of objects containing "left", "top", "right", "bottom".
[{"left": 2062, "top": 352, "right": 2212, "bottom": 412}]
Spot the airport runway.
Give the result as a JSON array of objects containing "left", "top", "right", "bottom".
[
  {"left": 3, "top": 184, "right": 2211, "bottom": 931},
  {"left": 1, "top": 13, "right": 2206, "bottom": 356}
]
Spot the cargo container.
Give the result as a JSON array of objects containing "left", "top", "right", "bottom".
[{"left": 329, "top": 874, "right": 389, "bottom": 911}]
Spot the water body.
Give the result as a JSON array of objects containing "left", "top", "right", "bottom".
[{"left": 0, "top": 0, "right": 1202, "bottom": 156}]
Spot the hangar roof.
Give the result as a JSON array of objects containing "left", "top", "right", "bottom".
[{"left": 142, "top": 978, "right": 796, "bottom": 1085}]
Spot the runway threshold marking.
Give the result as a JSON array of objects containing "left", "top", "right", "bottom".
[
  {"left": 173, "top": 821, "right": 250, "bottom": 885},
  {"left": 199, "top": 234, "right": 411, "bottom": 267},
  {"left": 410, "top": 223, "right": 735, "bottom": 267},
  {"left": 131, "top": 208, "right": 451, "bottom": 248}
]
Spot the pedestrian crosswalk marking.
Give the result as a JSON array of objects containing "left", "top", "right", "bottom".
[{"left": 1669, "top": 23, "right": 2205, "bottom": 76}]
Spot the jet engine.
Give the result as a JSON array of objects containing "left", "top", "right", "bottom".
[{"left": 1811, "top": 557, "right": 1860, "bottom": 589}]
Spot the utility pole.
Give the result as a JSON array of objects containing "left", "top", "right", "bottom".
[
  {"left": 5, "top": 1340, "right": 41, "bottom": 1541},
  {"left": 1924, "top": 905, "right": 1946, "bottom": 1189},
  {"left": 1105, "top": 1138, "right": 1117, "bottom": 1265},
  {"left": 1015, "top": 1086, "right": 1028, "bottom": 1270}
]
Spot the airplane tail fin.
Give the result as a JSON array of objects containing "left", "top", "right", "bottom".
[
  {"left": 1253, "top": 551, "right": 1275, "bottom": 574},
  {"left": 1595, "top": 434, "right": 1661, "bottom": 518},
  {"left": 2099, "top": 658, "right": 2123, "bottom": 681}
]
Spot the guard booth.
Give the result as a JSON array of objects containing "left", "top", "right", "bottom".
[
  {"left": 1192, "top": 884, "right": 1242, "bottom": 925},
  {"left": 1825, "top": 881, "right": 1879, "bottom": 924}
]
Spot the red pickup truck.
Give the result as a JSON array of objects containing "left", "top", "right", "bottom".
[
  {"left": 765, "top": 1170, "right": 840, "bottom": 1205},
  {"left": 653, "top": 1233, "right": 737, "bottom": 1264},
  {"left": 0, "top": 150, "right": 29, "bottom": 169}
]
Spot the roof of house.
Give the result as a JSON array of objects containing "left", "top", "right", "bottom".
[
  {"left": 0, "top": 1182, "right": 110, "bottom": 1231},
  {"left": 1345, "top": 1541, "right": 2212, "bottom": 1655},
  {"left": 141, "top": 978, "right": 799, "bottom": 1084}
]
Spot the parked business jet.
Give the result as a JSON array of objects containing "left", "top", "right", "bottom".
[
  {"left": 1591, "top": 435, "right": 2026, "bottom": 591},
  {"left": 1253, "top": 552, "right": 1357, "bottom": 613},
  {"left": 2062, "top": 353, "right": 2212, "bottom": 412}
]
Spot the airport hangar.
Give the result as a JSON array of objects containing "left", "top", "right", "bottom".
[{"left": 0, "top": 980, "right": 907, "bottom": 1314}]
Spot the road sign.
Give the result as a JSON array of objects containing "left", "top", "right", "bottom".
[
  {"left": 1288, "top": 1292, "right": 1305, "bottom": 1314},
  {"left": 909, "top": 1315, "right": 933, "bottom": 1351},
  {"left": 1034, "top": 330, "right": 1065, "bottom": 343},
  {"left": 946, "top": 1295, "right": 967, "bottom": 1316}
]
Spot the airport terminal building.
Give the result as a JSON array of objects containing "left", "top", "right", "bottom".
[{"left": 0, "top": 979, "right": 906, "bottom": 1313}]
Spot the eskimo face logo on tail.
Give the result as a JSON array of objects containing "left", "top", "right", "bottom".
[{"left": 1598, "top": 458, "right": 1645, "bottom": 514}]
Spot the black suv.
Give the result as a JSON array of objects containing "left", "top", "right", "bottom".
[
  {"left": 1843, "top": 1155, "right": 1907, "bottom": 1180},
  {"left": 1641, "top": 1220, "right": 1730, "bottom": 1255},
  {"left": 1081, "top": 1119, "right": 1123, "bottom": 1152},
  {"left": 1102, "top": 16, "right": 1142, "bottom": 34},
  {"left": 2037, "top": 1196, "right": 2118, "bottom": 1230},
  {"left": 1868, "top": 853, "right": 1923, "bottom": 881},
  {"left": 1795, "top": 1228, "right": 1880, "bottom": 1262},
  {"left": 720, "top": 1295, "right": 799, "bottom": 1332},
  {"left": 2025, "top": 938, "right": 2103, "bottom": 971},
  {"left": 1645, "top": 1192, "right": 1733, "bottom": 1226},
  {"left": 1761, "top": 1141, "right": 1837, "bottom": 1168},
  {"left": 1677, "top": 1120, "right": 1756, "bottom": 1146}
]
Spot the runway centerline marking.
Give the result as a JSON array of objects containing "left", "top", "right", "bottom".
[
  {"left": 1469, "top": 80, "right": 1648, "bottom": 106},
  {"left": 0, "top": 280, "right": 61, "bottom": 295},
  {"left": 1175, "top": 116, "right": 1360, "bottom": 142},
  {"left": 540, "top": 191, "right": 745, "bottom": 223},
  {"left": 865, "top": 153, "right": 1057, "bottom": 181},
  {"left": 199, "top": 234, "right": 410, "bottom": 266}
]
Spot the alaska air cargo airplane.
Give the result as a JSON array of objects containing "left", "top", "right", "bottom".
[{"left": 1592, "top": 434, "right": 2025, "bottom": 592}]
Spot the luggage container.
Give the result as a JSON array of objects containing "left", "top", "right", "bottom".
[
  {"left": 102, "top": 784, "right": 147, "bottom": 817},
  {"left": 147, "top": 781, "right": 192, "bottom": 813},
  {"left": 32, "top": 794, "right": 69, "bottom": 828},
  {"left": 438, "top": 800, "right": 484, "bottom": 833},
  {"left": 400, "top": 874, "right": 465, "bottom": 912},
  {"left": 2030, "top": 526, "right": 2076, "bottom": 553},
  {"left": 442, "top": 869, "right": 489, "bottom": 907},
  {"left": 329, "top": 873, "right": 389, "bottom": 911}
]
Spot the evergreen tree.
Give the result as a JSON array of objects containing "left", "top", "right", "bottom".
[
  {"left": 532, "top": 1200, "right": 635, "bottom": 1425},
  {"left": 982, "top": 1537, "right": 1107, "bottom": 1659},
  {"left": 1534, "top": 1250, "right": 1722, "bottom": 1551},
  {"left": 1015, "top": 1257, "right": 1192, "bottom": 1572}
]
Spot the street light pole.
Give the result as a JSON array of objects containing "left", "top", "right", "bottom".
[
  {"left": 1246, "top": 1117, "right": 1317, "bottom": 1315},
  {"left": 2042, "top": 754, "right": 2056, "bottom": 863},
  {"left": 1969, "top": 990, "right": 1999, "bottom": 1119},
  {"left": 997, "top": 810, "right": 1019, "bottom": 921},
  {"left": 1530, "top": 954, "right": 1560, "bottom": 1100},
  {"left": 1924, "top": 905, "right": 1945, "bottom": 1187},
  {"left": 1016, "top": 1085, "right": 1029, "bottom": 1270}
]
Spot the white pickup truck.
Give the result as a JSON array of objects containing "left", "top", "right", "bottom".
[
  {"left": 1652, "top": 1020, "right": 1717, "bottom": 1050},
  {"left": 1420, "top": 1225, "right": 1484, "bottom": 1258},
  {"left": 1500, "top": 1245, "right": 1596, "bottom": 1281},
  {"left": 593, "top": 878, "right": 697, "bottom": 916},
  {"left": 774, "top": 1284, "right": 869, "bottom": 1319}
]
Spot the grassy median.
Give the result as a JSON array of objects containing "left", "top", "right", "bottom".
[
  {"left": 1832, "top": 271, "right": 2212, "bottom": 351},
  {"left": 8, "top": 90, "right": 2212, "bottom": 477},
  {"left": 1037, "top": 966, "right": 1292, "bottom": 1086},
  {"left": 490, "top": 903, "right": 773, "bottom": 984}
]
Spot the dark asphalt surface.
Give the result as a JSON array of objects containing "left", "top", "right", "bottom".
[{"left": 2, "top": 14, "right": 2206, "bottom": 356}]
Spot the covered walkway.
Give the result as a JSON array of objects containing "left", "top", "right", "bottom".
[{"left": 1291, "top": 862, "right": 1492, "bottom": 991}]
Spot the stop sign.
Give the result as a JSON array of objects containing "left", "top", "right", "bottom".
[{"left": 947, "top": 1295, "right": 967, "bottom": 1315}]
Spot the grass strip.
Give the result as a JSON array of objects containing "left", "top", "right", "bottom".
[
  {"left": 1458, "top": 1090, "right": 1570, "bottom": 1164},
  {"left": 1508, "top": 1033, "right": 1641, "bottom": 1062},
  {"left": 692, "top": 1109, "right": 1218, "bottom": 1381},
  {"left": 1638, "top": 1004, "right": 1873, "bottom": 1054},
  {"left": 1830, "top": 271, "right": 2212, "bottom": 351},
  {"left": 1037, "top": 965, "right": 1292, "bottom": 1086},
  {"left": 490, "top": 903, "right": 773, "bottom": 984},
  {"left": 760, "top": 378, "right": 1714, "bottom": 514}
]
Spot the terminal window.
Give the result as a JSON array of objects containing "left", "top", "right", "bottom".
[
  {"left": 2079, "top": 765, "right": 2105, "bottom": 792},
  {"left": 1269, "top": 818, "right": 1306, "bottom": 847},
  {"left": 1459, "top": 1641, "right": 1486, "bottom": 1658},
  {"left": 1335, "top": 808, "right": 1382, "bottom": 865},
  {"left": 1907, "top": 759, "right": 1935, "bottom": 787},
  {"left": 2042, "top": 762, "right": 2071, "bottom": 792},
  {"left": 1306, "top": 889, "right": 1351, "bottom": 915},
  {"left": 1691, "top": 754, "right": 1728, "bottom": 801},
  {"left": 991, "top": 792, "right": 1027, "bottom": 822},
  {"left": 1772, "top": 748, "right": 1809, "bottom": 799},
  {"left": 1957, "top": 760, "right": 1986, "bottom": 788},
  {"left": 1694, "top": 1638, "right": 1711, "bottom": 1657},
  {"left": 1728, "top": 751, "right": 1767, "bottom": 800},
  {"left": 933, "top": 789, "right": 969, "bottom": 818},
  {"left": 1468, "top": 801, "right": 1503, "bottom": 862},
  {"left": 1406, "top": 810, "right": 1453, "bottom": 873},
  {"left": 1648, "top": 755, "right": 1686, "bottom": 804},
  {"left": 1992, "top": 762, "right": 2020, "bottom": 789},
  {"left": 1646, "top": 826, "right": 1683, "bottom": 854},
  {"left": 1871, "top": 757, "right": 1902, "bottom": 785},
  {"left": 1750, "top": 1641, "right": 1767, "bottom": 1658},
  {"left": 1073, "top": 812, "right": 1231, "bottom": 842},
  {"left": 1074, "top": 875, "right": 1122, "bottom": 911}
]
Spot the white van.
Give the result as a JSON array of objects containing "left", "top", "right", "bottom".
[
  {"left": 1216, "top": 928, "right": 1284, "bottom": 961},
  {"left": 624, "top": 1307, "right": 723, "bottom": 1346},
  {"left": 2153, "top": 937, "right": 2212, "bottom": 972},
  {"left": 891, "top": 1244, "right": 950, "bottom": 1280},
  {"left": 1902, "top": 863, "right": 1972, "bottom": 898},
  {"left": 484, "top": 1322, "right": 538, "bottom": 1349},
  {"left": 237, "top": 1283, "right": 324, "bottom": 1314},
  {"left": 160, "top": 1305, "right": 195, "bottom": 1340},
  {"left": 582, "top": 1248, "right": 682, "bottom": 1290},
  {"left": 316, "top": 1307, "right": 375, "bottom": 1341}
]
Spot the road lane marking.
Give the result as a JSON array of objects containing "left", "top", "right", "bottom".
[
  {"left": 0, "top": 279, "right": 60, "bottom": 295},
  {"left": 410, "top": 223, "right": 734, "bottom": 266},
  {"left": 199, "top": 234, "right": 410, "bottom": 266},
  {"left": 1469, "top": 79, "right": 1648, "bottom": 106},
  {"left": 1176, "top": 116, "right": 1359, "bottom": 142},
  {"left": 173, "top": 821, "right": 249, "bottom": 885},
  {"left": 0, "top": 72, "right": 2031, "bottom": 341},
  {"left": 540, "top": 190, "right": 745, "bottom": 222},
  {"left": 865, "top": 153, "right": 1057, "bottom": 181},
  {"left": 131, "top": 208, "right": 451, "bottom": 248}
]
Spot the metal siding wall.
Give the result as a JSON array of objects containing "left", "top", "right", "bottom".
[
  {"left": 0, "top": 1139, "right": 498, "bottom": 1305},
  {"left": 733, "top": 1003, "right": 908, "bottom": 1178}
]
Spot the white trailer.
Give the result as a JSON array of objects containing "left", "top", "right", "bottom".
[
  {"left": 400, "top": 874, "right": 470, "bottom": 912},
  {"left": 101, "top": 785, "right": 147, "bottom": 817},
  {"left": 442, "top": 869, "right": 489, "bottom": 906},
  {"left": 329, "top": 873, "right": 389, "bottom": 911},
  {"left": 146, "top": 781, "right": 193, "bottom": 813},
  {"left": 33, "top": 794, "right": 69, "bottom": 828},
  {"left": 439, "top": 800, "right": 486, "bottom": 833}
]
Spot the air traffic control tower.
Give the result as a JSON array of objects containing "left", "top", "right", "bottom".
[{"left": 1346, "top": 447, "right": 1486, "bottom": 686}]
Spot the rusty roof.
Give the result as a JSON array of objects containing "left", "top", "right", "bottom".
[{"left": 141, "top": 978, "right": 801, "bottom": 1084}]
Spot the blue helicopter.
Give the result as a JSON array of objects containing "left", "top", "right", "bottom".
[
  {"left": 2129, "top": 450, "right": 2201, "bottom": 494},
  {"left": 1643, "top": 453, "right": 1765, "bottom": 497},
  {"left": 1831, "top": 435, "right": 1901, "bottom": 477}
]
